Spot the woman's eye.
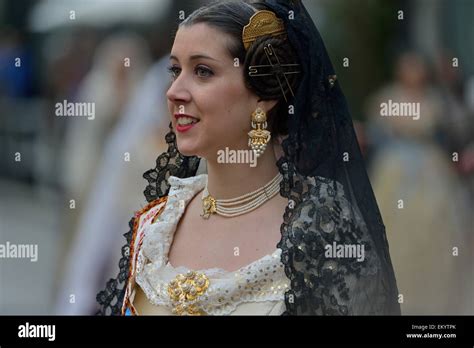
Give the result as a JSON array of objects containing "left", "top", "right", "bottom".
[
  {"left": 167, "top": 66, "right": 181, "bottom": 79},
  {"left": 167, "top": 65, "right": 213, "bottom": 80},
  {"left": 195, "top": 66, "right": 213, "bottom": 78}
]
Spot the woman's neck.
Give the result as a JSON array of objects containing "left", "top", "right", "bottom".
[{"left": 205, "top": 142, "right": 281, "bottom": 199}]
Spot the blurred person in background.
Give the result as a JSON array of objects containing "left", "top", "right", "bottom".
[
  {"left": 53, "top": 35, "right": 173, "bottom": 314},
  {"left": 54, "top": 58, "right": 172, "bottom": 315},
  {"left": 434, "top": 52, "right": 474, "bottom": 202},
  {"left": 366, "top": 51, "right": 472, "bottom": 314},
  {"left": 60, "top": 32, "right": 151, "bottom": 224},
  {"left": 34, "top": 30, "right": 98, "bottom": 189},
  {"left": 463, "top": 75, "right": 474, "bottom": 194},
  {"left": 0, "top": 28, "right": 34, "bottom": 98}
]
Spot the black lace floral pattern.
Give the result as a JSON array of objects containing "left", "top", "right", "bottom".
[
  {"left": 277, "top": 159, "right": 395, "bottom": 315},
  {"left": 96, "top": 218, "right": 134, "bottom": 315},
  {"left": 143, "top": 127, "right": 200, "bottom": 203}
]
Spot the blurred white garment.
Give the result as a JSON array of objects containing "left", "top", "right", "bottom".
[
  {"left": 55, "top": 58, "right": 171, "bottom": 314},
  {"left": 61, "top": 33, "right": 152, "bottom": 209}
]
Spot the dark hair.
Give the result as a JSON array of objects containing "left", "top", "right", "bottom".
[{"left": 179, "top": 0, "right": 301, "bottom": 136}]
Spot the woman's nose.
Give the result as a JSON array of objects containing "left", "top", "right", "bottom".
[{"left": 166, "top": 75, "right": 191, "bottom": 104}]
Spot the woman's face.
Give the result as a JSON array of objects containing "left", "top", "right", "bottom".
[{"left": 166, "top": 23, "right": 261, "bottom": 160}]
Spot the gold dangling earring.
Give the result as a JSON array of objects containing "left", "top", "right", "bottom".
[{"left": 248, "top": 107, "right": 271, "bottom": 158}]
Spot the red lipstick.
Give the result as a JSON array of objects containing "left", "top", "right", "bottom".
[{"left": 174, "top": 114, "right": 199, "bottom": 133}]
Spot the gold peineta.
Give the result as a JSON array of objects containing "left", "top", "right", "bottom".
[{"left": 242, "top": 10, "right": 286, "bottom": 50}]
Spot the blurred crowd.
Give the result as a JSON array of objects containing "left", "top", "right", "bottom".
[
  {"left": 365, "top": 51, "right": 473, "bottom": 314},
  {"left": 0, "top": 0, "right": 472, "bottom": 315}
]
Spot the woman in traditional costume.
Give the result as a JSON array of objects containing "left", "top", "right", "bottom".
[{"left": 96, "top": 0, "right": 400, "bottom": 316}]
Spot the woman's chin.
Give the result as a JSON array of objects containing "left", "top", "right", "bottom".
[{"left": 176, "top": 142, "right": 199, "bottom": 157}]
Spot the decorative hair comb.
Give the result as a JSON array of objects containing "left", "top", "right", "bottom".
[
  {"left": 242, "top": 10, "right": 286, "bottom": 50},
  {"left": 243, "top": 10, "right": 300, "bottom": 102}
]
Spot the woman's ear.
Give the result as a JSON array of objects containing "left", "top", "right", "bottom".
[{"left": 258, "top": 99, "right": 279, "bottom": 113}]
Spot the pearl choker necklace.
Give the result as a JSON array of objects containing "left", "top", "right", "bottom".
[{"left": 201, "top": 173, "right": 283, "bottom": 219}]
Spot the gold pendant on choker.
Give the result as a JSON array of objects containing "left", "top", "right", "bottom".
[{"left": 201, "top": 194, "right": 217, "bottom": 219}]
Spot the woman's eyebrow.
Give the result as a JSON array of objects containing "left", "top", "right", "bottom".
[{"left": 169, "top": 53, "right": 220, "bottom": 62}]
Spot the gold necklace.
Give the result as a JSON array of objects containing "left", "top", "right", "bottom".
[{"left": 201, "top": 173, "right": 283, "bottom": 219}]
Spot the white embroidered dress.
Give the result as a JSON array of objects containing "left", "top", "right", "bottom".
[{"left": 122, "top": 174, "right": 290, "bottom": 315}]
